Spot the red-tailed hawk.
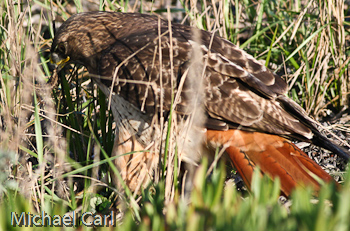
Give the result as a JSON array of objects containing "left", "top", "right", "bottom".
[{"left": 50, "top": 11, "right": 349, "bottom": 196}]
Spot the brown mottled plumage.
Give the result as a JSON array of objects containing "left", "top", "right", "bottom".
[{"left": 50, "top": 11, "right": 349, "bottom": 196}]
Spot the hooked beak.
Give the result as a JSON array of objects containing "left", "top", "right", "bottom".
[
  {"left": 48, "top": 52, "right": 70, "bottom": 87},
  {"left": 50, "top": 52, "right": 70, "bottom": 72}
]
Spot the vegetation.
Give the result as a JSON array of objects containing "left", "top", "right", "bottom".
[{"left": 0, "top": 0, "right": 349, "bottom": 230}]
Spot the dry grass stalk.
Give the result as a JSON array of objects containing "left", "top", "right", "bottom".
[{"left": 1, "top": 0, "right": 68, "bottom": 208}]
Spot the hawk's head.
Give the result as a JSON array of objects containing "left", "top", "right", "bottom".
[
  {"left": 50, "top": 13, "right": 85, "bottom": 72},
  {"left": 50, "top": 12, "right": 122, "bottom": 73}
]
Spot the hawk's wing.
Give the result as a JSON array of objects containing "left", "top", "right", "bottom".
[{"left": 95, "top": 17, "right": 314, "bottom": 140}]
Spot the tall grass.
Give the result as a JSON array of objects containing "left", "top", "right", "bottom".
[{"left": 0, "top": 0, "right": 349, "bottom": 230}]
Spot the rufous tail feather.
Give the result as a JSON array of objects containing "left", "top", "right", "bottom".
[{"left": 206, "top": 129, "right": 336, "bottom": 196}]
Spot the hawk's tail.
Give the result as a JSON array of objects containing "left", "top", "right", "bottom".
[
  {"left": 206, "top": 129, "right": 337, "bottom": 196},
  {"left": 311, "top": 131, "right": 350, "bottom": 162}
]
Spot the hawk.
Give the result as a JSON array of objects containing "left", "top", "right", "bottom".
[{"left": 50, "top": 11, "right": 349, "bottom": 196}]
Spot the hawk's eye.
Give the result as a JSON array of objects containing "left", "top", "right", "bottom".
[{"left": 57, "top": 43, "right": 66, "bottom": 54}]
